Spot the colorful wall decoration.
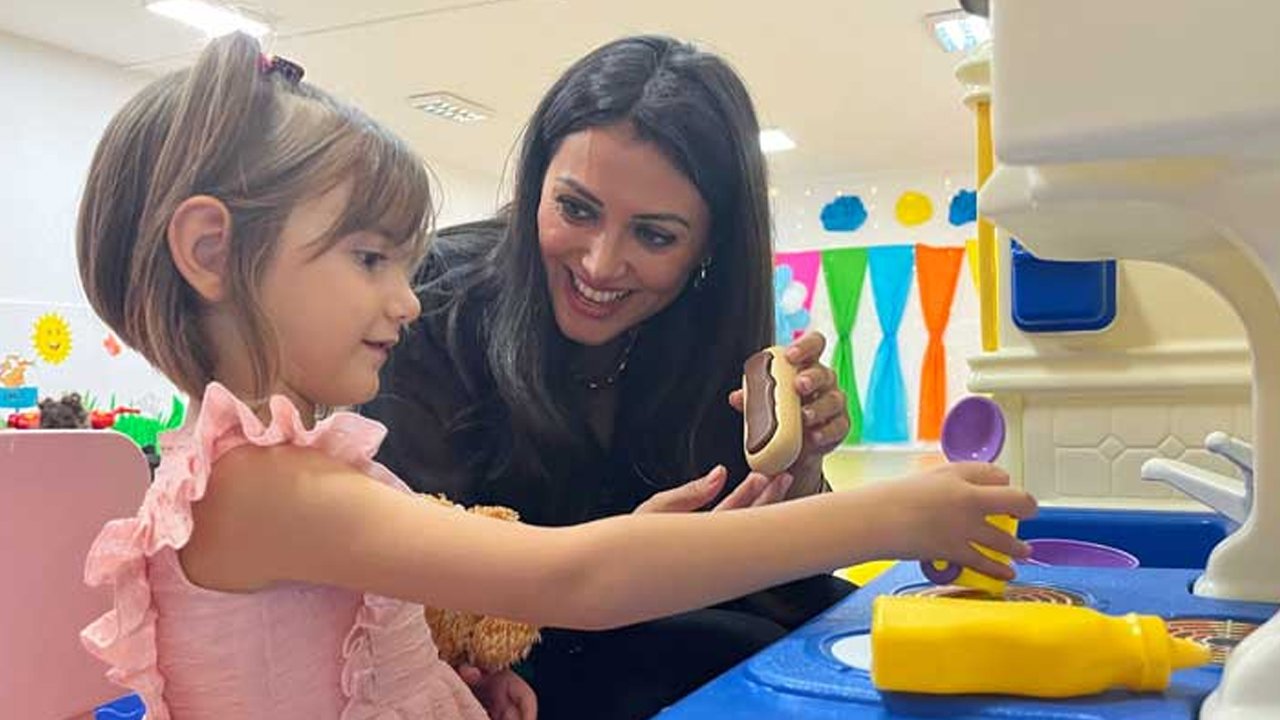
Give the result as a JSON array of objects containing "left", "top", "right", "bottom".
[
  {"left": 863, "top": 245, "right": 915, "bottom": 442},
  {"left": 773, "top": 250, "right": 822, "bottom": 345},
  {"left": 915, "top": 244, "right": 966, "bottom": 440},
  {"left": 0, "top": 300, "right": 180, "bottom": 428},
  {"left": 769, "top": 180, "right": 984, "bottom": 446},
  {"left": 948, "top": 189, "right": 978, "bottom": 227},
  {"left": 820, "top": 195, "right": 868, "bottom": 232},
  {"left": 894, "top": 190, "right": 934, "bottom": 227},
  {"left": 0, "top": 354, "right": 38, "bottom": 411},
  {"left": 821, "top": 248, "right": 868, "bottom": 444},
  {"left": 31, "top": 312, "right": 73, "bottom": 365}
]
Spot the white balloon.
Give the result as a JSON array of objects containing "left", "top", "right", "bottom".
[{"left": 781, "top": 282, "right": 807, "bottom": 313}]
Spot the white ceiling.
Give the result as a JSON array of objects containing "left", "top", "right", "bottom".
[{"left": 0, "top": 0, "right": 978, "bottom": 186}]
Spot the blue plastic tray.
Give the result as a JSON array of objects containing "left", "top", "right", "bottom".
[
  {"left": 96, "top": 693, "right": 145, "bottom": 719},
  {"left": 1011, "top": 240, "right": 1116, "bottom": 333},
  {"left": 1019, "top": 508, "right": 1232, "bottom": 569}
]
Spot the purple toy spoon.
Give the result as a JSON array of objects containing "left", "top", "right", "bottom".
[
  {"left": 922, "top": 396, "right": 1008, "bottom": 585},
  {"left": 940, "top": 395, "right": 1006, "bottom": 463}
]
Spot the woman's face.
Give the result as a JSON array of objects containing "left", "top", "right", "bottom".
[{"left": 537, "top": 123, "right": 711, "bottom": 347}]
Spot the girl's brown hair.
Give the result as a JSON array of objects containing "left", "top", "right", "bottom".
[{"left": 77, "top": 32, "right": 431, "bottom": 399}]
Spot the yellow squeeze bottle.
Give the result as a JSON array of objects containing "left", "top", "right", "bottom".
[
  {"left": 870, "top": 595, "right": 1212, "bottom": 698},
  {"left": 923, "top": 514, "right": 1018, "bottom": 595}
]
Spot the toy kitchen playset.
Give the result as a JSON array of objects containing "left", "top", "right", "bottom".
[{"left": 664, "top": 1, "right": 1280, "bottom": 718}]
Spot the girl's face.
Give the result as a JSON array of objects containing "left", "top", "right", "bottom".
[
  {"left": 536, "top": 123, "right": 711, "bottom": 347},
  {"left": 257, "top": 183, "right": 421, "bottom": 409}
]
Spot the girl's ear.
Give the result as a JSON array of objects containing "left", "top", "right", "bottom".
[{"left": 168, "top": 195, "right": 233, "bottom": 302}]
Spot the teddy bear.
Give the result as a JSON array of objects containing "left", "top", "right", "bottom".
[{"left": 419, "top": 495, "right": 542, "bottom": 673}]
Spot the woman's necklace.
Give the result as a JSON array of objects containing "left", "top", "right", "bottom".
[{"left": 574, "top": 329, "right": 639, "bottom": 391}]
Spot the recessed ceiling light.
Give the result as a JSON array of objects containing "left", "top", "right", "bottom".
[
  {"left": 408, "top": 92, "right": 492, "bottom": 124},
  {"left": 925, "top": 9, "right": 990, "bottom": 53},
  {"left": 144, "top": 0, "right": 271, "bottom": 38},
  {"left": 760, "top": 128, "right": 796, "bottom": 154}
]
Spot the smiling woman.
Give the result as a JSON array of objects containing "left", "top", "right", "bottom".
[
  {"left": 537, "top": 124, "right": 711, "bottom": 350},
  {"left": 363, "top": 34, "right": 855, "bottom": 720}
]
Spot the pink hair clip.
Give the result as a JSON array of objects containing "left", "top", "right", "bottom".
[{"left": 257, "top": 53, "right": 304, "bottom": 84}]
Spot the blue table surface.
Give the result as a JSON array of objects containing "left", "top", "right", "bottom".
[{"left": 662, "top": 509, "right": 1272, "bottom": 720}]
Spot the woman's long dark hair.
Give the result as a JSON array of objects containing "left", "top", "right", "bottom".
[{"left": 422, "top": 35, "right": 774, "bottom": 512}]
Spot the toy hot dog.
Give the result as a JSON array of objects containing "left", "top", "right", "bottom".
[{"left": 743, "top": 346, "right": 803, "bottom": 475}]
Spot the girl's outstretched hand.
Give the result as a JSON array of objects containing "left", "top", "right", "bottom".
[{"left": 877, "top": 462, "right": 1038, "bottom": 580}]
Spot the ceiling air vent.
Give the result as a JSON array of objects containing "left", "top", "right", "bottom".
[{"left": 408, "top": 92, "right": 492, "bottom": 125}]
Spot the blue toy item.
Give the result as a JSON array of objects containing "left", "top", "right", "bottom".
[
  {"left": 1010, "top": 239, "right": 1117, "bottom": 332},
  {"left": 1019, "top": 508, "right": 1231, "bottom": 569},
  {"left": 96, "top": 694, "right": 145, "bottom": 719}
]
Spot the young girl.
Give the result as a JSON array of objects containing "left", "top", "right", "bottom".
[{"left": 78, "top": 33, "right": 1036, "bottom": 719}]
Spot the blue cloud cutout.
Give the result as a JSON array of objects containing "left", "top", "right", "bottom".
[
  {"left": 948, "top": 189, "right": 977, "bottom": 226},
  {"left": 820, "top": 195, "right": 868, "bottom": 232}
]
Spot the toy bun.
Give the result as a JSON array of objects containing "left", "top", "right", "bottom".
[{"left": 743, "top": 346, "right": 803, "bottom": 475}]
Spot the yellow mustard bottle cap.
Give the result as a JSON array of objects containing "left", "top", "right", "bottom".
[
  {"left": 1135, "top": 615, "right": 1214, "bottom": 691},
  {"left": 1168, "top": 635, "right": 1212, "bottom": 670}
]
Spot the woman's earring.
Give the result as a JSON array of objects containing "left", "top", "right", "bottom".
[{"left": 693, "top": 257, "right": 712, "bottom": 290}]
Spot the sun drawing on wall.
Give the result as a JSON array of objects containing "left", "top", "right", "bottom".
[{"left": 32, "top": 312, "right": 73, "bottom": 365}]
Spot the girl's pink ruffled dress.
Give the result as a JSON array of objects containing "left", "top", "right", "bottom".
[{"left": 81, "top": 383, "right": 489, "bottom": 719}]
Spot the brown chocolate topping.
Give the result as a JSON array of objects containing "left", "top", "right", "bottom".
[{"left": 744, "top": 351, "right": 779, "bottom": 454}]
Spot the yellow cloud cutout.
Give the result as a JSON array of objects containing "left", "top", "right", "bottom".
[{"left": 895, "top": 190, "right": 934, "bottom": 227}]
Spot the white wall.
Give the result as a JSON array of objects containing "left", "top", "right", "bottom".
[
  {"left": 0, "top": 32, "right": 178, "bottom": 414},
  {"left": 429, "top": 161, "right": 501, "bottom": 229},
  {"left": 771, "top": 168, "right": 979, "bottom": 445},
  {"left": 0, "top": 31, "right": 501, "bottom": 416},
  {"left": 0, "top": 31, "right": 147, "bottom": 304}
]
